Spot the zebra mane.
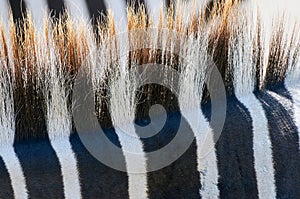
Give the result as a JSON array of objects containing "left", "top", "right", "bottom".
[
  {"left": 0, "top": 1, "right": 299, "bottom": 199},
  {"left": 0, "top": 0, "right": 299, "bottom": 140}
]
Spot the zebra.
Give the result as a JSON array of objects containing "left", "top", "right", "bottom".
[
  {"left": 0, "top": 0, "right": 299, "bottom": 199},
  {"left": 0, "top": 0, "right": 165, "bottom": 30}
]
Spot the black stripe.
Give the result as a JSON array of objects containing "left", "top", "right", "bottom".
[
  {"left": 70, "top": 131, "right": 129, "bottom": 198},
  {"left": 135, "top": 85, "right": 200, "bottom": 198},
  {"left": 85, "top": 0, "right": 107, "bottom": 25},
  {"left": 165, "top": 0, "right": 171, "bottom": 8},
  {"left": 47, "top": 0, "right": 66, "bottom": 19},
  {"left": 14, "top": 138, "right": 64, "bottom": 199},
  {"left": 8, "top": 0, "right": 26, "bottom": 23},
  {"left": 0, "top": 156, "right": 15, "bottom": 199},
  {"left": 14, "top": 83, "right": 48, "bottom": 141},
  {"left": 138, "top": 107, "right": 200, "bottom": 198},
  {"left": 255, "top": 88, "right": 300, "bottom": 198},
  {"left": 147, "top": 141, "right": 200, "bottom": 199},
  {"left": 202, "top": 96, "right": 259, "bottom": 199}
]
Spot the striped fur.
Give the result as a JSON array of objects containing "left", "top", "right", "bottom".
[{"left": 0, "top": 0, "right": 299, "bottom": 199}]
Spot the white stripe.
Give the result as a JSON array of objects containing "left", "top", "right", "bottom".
[
  {"left": 45, "top": 90, "right": 82, "bottom": 199},
  {"left": 0, "top": 145, "right": 28, "bottom": 199},
  {"left": 237, "top": 94, "right": 276, "bottom": 199},
  {"left": 41, "top": 22, "right": 83, "bottom": 196},
  {"left": 108, "top": 27, "right": 148, "bottom": 198},
  {"left": 0, "top": 0, "right": 9, "bottom": 26},
  {"left": 145, "top": 0, "right": 162, "bottom": 26},
  {"left": 229, "top": 2, "right": 276, "bottom": 196},
  {"left": 285, "top": 83, "right": 300, "bottom": 150},
  {"left": 116, "top": 125, "right": 148, "bottom": 199},
  {"left": 64, "top": 0, "right": 90, "bottom": 22},
  {"left": 104, "top": 0, "right": 127, "bottom": 31},
  {"left": 128, "top": 173, "right": 148, "bottom": 199},
  {"left": 24, "top": 0, "right": 48, "bottom": 28},
  {"left": 45, "top": 66, "right": 82, "bottom": 198},
  {"left": 181, "top": 109, "right": 220, "bottom": 198},
  {"left": 267, "top": 91, "right": 294, "bottom": 111},
  {"left": 0, "top": 17, "right": 27, "bottom": 198},
  {"left": 50, "top": 138, "right": 82, "bottom": 199}
]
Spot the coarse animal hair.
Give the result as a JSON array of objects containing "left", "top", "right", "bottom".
[{"left": 0, "top": 0, "right": 299, "bottom": 140}]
